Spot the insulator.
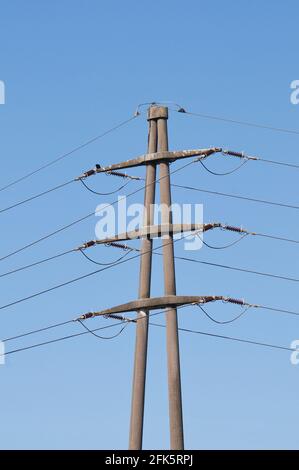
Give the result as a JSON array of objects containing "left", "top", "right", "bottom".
[
  {"left": 104, "top": 313, "right": 125, "bottom": 321},
  {"left": 81, "top": 240, "right": 96, "bottom": 249},
  {"left": 223, "top": 225, "right": 246, "bottom": 233},
  {"left": 105, "top": 170, "right": 129, "bottom": 178},
  {"left": 104, "top": 170, "right": 140, "bottom": 180},
  {"left": 78, "top": 312, "right": 94, "bottom": 320},
  {"left": 104, "top": 313, "right": 136, "bottom": 323},
  {"left": 222, "top": 149, "right": 244, "bottom": 158},
  {"left": 226, "top": 297, "right": 245, "bottom": 306},
  {"left": 106, "top": 242, "right": 131, "bottom": 251}
]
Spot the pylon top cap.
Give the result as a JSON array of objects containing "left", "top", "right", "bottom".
[{"left": 147, "top": 105, "right": 168, "bottom": 121}]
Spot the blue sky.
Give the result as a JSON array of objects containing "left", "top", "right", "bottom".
[{"left": 0, "top": 0, "right": 299, "bottom": 450}]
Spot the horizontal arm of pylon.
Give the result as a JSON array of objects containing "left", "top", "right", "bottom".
[
  {"left": 100, "top": 148, "right": 221, "bottom": 171},
  {"left": 76, "top": 148, "right": 222, "bottom": 179},
  {"left": 77, "top": 222, "right": 221, "bottom": 250},
  {"left": 76, "top": 295, "right": 224, "bottom": 320}
]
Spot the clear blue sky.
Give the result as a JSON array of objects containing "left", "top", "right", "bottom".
[{"left": 0, "top": 0, "right": 299, "bottom": 450}]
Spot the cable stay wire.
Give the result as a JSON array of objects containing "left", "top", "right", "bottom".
[
  {"left": 0, "top": 158, "right": 195, "bottom": 264},
  {"left": 0, "top": 114, "right": 138, "bottom": 194}
]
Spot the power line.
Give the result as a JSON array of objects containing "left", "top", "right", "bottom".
[
  {"left": 150, "top": 322, "right": 297, "bottom": 353},
  {"left": 0, "top": 248, "right": 75, "bottom": 279},
  {"left": 1, "top": 222, "right": 298, "bottom": 280},
  {"left": 0, "top": 230, "right": 196, "bottom": 312},
  {"left": 1, "top": 322, "right": 127, "bottom": 357},
  {"left": 254, "top": 232, "right": 299, "bottom": 244},
  {"left": 196, "top": 232, "right": 249, "bottom": 250},
  {"left": 78, "top": 177, "right": 132, "bottom": 195},
  {"left": 172, "top": 182, "right": 299, "bottom": 211},
  {"left": 0, "top": 159, "right": 195, "bottom": 263},
  {"left": 196, "top": 303, "right": 251, "bottom": 324},
  {"left": 198, "top": 158, "right": 249, "bottom": 176},
  {"left": 177, "top": 109, "right": 299, "bottom": 136},
  {"left": 257, "top": 157, "right": 299, "bottom": 169},
  {"left": 2, "top": 304, "right": 298, "bottom": 358},
  {"left": 1, "top": 153, "right": 298, "bottom": 264},
  {"left": 0, "top": 114, "right": 138, "bottom": 194},
  {"left": 77, "top": 319, "right": 129, "bottom": 340},
  {"left": 3, "top": 319, "right": 74, "bottom": 343},
  {"left": 172, "top": 252, "right": 299, "bottom": 283},
  {"left": 0, "top": 180, "right": 74, "bottom": 215},
  {"left": 221, "top": 149, "right": 299, "bottom": 171},
  {"left": 1, "top": 304, "right": 188, "bottom": 348},
  {"left": 0, "top": 167, "right": 140, "bottom": 217},
  {"left": 78, "top": 247, "right": 132, "bottom": 266},
  {"left": 1, "top": 227, "right": 299, "bottom": 315}
]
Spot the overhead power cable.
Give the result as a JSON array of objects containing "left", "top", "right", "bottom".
[
  {"left": 198, "top": 158, "right": 249, "bottom": 176},
  {"left": 3, "top": 319, "right": 74, "bottom": 343},
  {"left": 176, "top": 108, "right": 299, "bottom": 136},
  {"left": 221, "top": 149, "right": 299, "bottom": 170},
  {"left": 0, "top": 180, "right": 74, "bottom": 215},
  {"left": 0, "top": 248, "right": 75, "bottom": 279},
  {"left": 78, "top": 178, "right": 132, "bottom": 195},
  {"left": 1, "top": 322, "right": 128, "bottom": 357},
  {"left": 150, "top": 322, "right": 298, "bottom": 354},
  {"left": 0, "top": 168, "right": 140, "bottom": 216},
  {"left": 2, "top": 303, "right": 299, "bottom": 358},
  {"left": 1, "top": 226, "right": 299, "bottom": 315},
  {"left": 0, "top": 114, "right": 138, "bottom": 194},
  {"left": 0, "top": 158, "right": 195, "bottom": 263},
  {"left": 1, "top": 221, "right": 298, "bottom": 282},
  {"left": 0, "top": 229, "right": 197, "bottom": 312},
  {"left": 196, "top": 303, "right": 251, "bottom": 324},
  {"left": 172, "top": 182, "right": 299, "bottom": 211}
]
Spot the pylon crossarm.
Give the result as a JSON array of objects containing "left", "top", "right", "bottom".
[
  {"left": 75, "top": 295, "right": 228, "bottom": 321},
  {"left": 76, "top": 148, "right": 222, "bottom": 179},
  {"left": 76, "top": 222, "right": 222, "bottom": 250}
]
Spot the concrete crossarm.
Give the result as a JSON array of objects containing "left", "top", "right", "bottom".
[
  {"left": 78, "top": 295, "right": 224, "bottom": 319},
  {"left": 95, "top": 222, "right": 220, "bottom": 244},
  {"left": 98, "top": 148, "right": 222, "bottom": 172}
]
